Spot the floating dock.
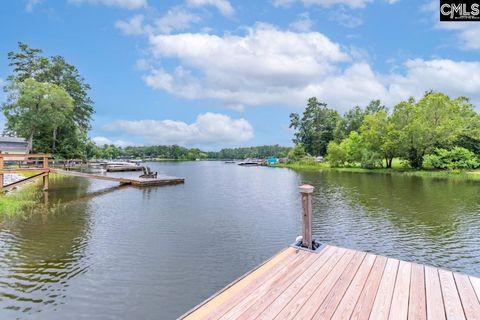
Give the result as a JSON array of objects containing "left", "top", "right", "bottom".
[
  {"left": 106, "top": 165, "right": 143, "bottom": 172},
  {"left": 50, "top": 168, "right": 185, "bottom": 187},
  {"left": 181, "top": 244, "right": 480, "bottom": 320}
]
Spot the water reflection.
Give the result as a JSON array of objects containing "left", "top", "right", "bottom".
[
  {"left": 299, "top": 170, "right": 480, "bottom": 275},
  {"left": 0, "top": 178, "right": 93, "bottom": 317},
  {"left": 0, "top": 163, "right": 479, "bottom": 319}
]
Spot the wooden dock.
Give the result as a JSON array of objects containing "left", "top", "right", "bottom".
[
  {"left": 181, "top": 185, "right": 480, "bottom": 320},
  {"left": 1, "top": 154, "right": 184, "bottom": 191},
  {"left": 50, "top": 168, "right": 185, "bottom": 187},
  {"left": 181, "top": 244, "right": 480, "bottom": 320}
]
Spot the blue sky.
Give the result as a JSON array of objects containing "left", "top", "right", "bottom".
[{"left": 0, "top": 0, "right": 479, "bottom": 150}]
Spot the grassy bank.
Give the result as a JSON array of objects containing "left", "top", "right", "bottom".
[
  {"left": 276, "top": 160, "right": 480, "bottom": 181},
  {"left": 0, "top": 182, "right": 44, "bottom": 217}
]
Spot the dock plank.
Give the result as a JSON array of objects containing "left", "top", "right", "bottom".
[
  {"left": 438, "top": 269, "right": 466, "bottom": 320},
  {"left": 327, "top": 253, "right": 377, "bottom": 320},
  {"left": 408, "top": 263, "right": 426, "bottom": 320},
  {"left": 180, "top": 245, "right": 480, "bottom": 320},
  {"left": 273, "top": 246, "right": 349, "bottom": 319},
  {"left": 255, "top": 246, "right": 336, "bottom": 319},
  {"left": 470, "top": 276, "right": 480, "bottom": 303},
  {"left": 293, "top": 250, "right": 361, "bottom": 319},
  {"left": 425, "top": 266, "right": 446, "bottom": 320},
  {"left": 369, "top": 258, "right": 400, "bottom": 320},
  {"left": 454, "top": 273, "right": 480, "bottom": 320},
  {"left": 388, "top": 260, "right": 411, "bottom": 320},
  {"left": 349, "top": 256, "right": 388, "bottom": 320},
  {"left": 182, "top": 247, "right": 298, "bottom": 320},
  {"left": 220, "top": 251, "right": 317, "bottom": 319}
]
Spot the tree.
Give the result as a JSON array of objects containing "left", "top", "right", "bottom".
[
  {"left": 290, "top": 97, "right": 340, "bottom": 156},
  {"left": 334, "top": 106, "right": 364, "bottom": 142},
  {"left": 2, "top": 78, "right": 73, "bottom": 152},
  {"left": 4, "top": 42, "right": 94, "bottom": 158},
  {"left": 392, "top": 92, "right": 476, "bottom": 168},
  {"left": 287, "top": 144, "right": 307, "bottom": 162},
  {"left": 360, "top": 110, "right": 397, "bottom": 168}
]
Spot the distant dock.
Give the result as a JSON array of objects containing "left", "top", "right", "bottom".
[
  {"left": 50, "top": 168, "right": 185, "bottom": 187},
  {"left": 180, "top": 185, "right": 480, "bottom": 320},
  {"left": 0, "top": 154, "right": 184, "bottom": 192}
]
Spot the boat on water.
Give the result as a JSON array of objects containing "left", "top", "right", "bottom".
[{"left": 237, "top": 158, "right": 263, "bottom": 166}]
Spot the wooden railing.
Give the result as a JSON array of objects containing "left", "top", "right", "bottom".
[{"left": 0, "top": 154, "right": 51, "bottom": 190}]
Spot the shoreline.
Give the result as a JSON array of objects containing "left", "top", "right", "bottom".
[{"left": 276, "top": 162, "right": 480, "bottom": 181}]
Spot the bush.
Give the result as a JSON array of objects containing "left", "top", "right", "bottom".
[
  {"left": 326, "top": 141, "right": 346, "bottom": 167},
  {"left": 287, "top": 144, "right": 307, "bottom": 163},
  {"left": 360, "top": 150, "right": 383, "bottom": 169},
  {"left": 423, "top": 147, "right": 480, "bottom": 170}
]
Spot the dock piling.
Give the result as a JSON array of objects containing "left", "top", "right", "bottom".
[
  {"left": 299, "top": 184, "right": 314, "bottom": 249},
  {"left": 0, "top": 156, "right": 4, "bottom": 189}
]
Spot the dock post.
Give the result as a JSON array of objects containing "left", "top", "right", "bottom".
[
  {"left": 0, "top": 156, "right": 4, "bottom": 189},
  {"left": 43, "top": 156, "right": 49, "bottom": 191},
  {"left": 299, "top": 184, "right": 314, "bottom": 249}
]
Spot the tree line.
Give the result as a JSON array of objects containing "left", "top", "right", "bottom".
[
  {"left": 86, "top": 144, "right": 290, "bottom": 160},
  {"left": 2, "top": 42, "right": 94, "bottom": 158},
  {"left": 290, "top": 93, "right": 480, "bottom": 169}
]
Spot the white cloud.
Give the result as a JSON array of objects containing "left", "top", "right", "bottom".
[
  {"left": 92, "top": 136, "right": 136, "bottom": 147},
  {"left": 115, "top": 8, "right": 201, "bottom": 36},
  {"left": 422, "top": 0, "right": 480, "bottom": 51},
  {"left": 69, "top": 0, "right": 147, "bottom": 9},
  {"left": 115, "top": 14, "right": 146, "bottom": 35},
  {"left": 187, "top": 0, "right": 234, "bottom": 16},
  {"left": 303, "top": 0, "right": 373, "bottom": 9},
  {"left": 329, "top": 8, "right": 363, "bottom": 28},
  {"left": 25, "top": 0, "right": 42, "bottom": 12},
  {"left": 103, "top": 113, "right": 254, "bottom": 146},
  {"left": 154, "top": 7, "right": 201, "bottom": 34},
  {"left": 289, "top": 12, "right": 314, "bottom": 32},
  {"left": 387, "top": 59, "right": 480, "bottom": 103}
]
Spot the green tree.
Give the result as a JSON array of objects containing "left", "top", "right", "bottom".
[
  {"left": 392, "top": 92, "right": 476, "bottom": 168},
  {"left": 2, "top": 78, "right": 73, "bottom": 152},
  {"left": 290, "top": 97, "right": 340, "bottom": 156},
  {"left": 360, "top": 110, "right": 397, "bottom": 168},
  {"left": 287, "top": 144, "right": 307, "bottom": 162},
  {"left": 334, "top": 106, "right": 364, "bottom": 142},
  {"left": 4, "top": 42, "right": 94, "bottom": 158}
]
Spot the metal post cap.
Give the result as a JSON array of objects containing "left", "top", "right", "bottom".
[{"left": 299, "top": 184, "right": 314, "bottom": 193}]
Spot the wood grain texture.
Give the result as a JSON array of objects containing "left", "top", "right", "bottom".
[
  {"left": 350, "top": 256, "right": 388, "bottom": 320},
  {"left": 369, "top": 258, "right": 400, "bottom": 320},
  {"left": 408, "top": 263, "right": 426, "bottom": 320},
  {"left": 256, "top": 245, "right": 336, "bottom": 319},
  {"left": 388, "top": 260, "right": 411, "bottom": 320},
  {"left": 273, "top": 246, "right": 349, "bottom": 320},
  {"left": 438, "top": 269, "right": 466, "bottom": 320},
  {"left": 180, "top": 246, "right": 479, "bottom": 320},
  {"left": 454, "top": 273, "right": 480, "bottom": 320}
]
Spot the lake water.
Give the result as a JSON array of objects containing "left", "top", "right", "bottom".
[{"left": 1, "top": 161, "right": 479, "bottom": 319}]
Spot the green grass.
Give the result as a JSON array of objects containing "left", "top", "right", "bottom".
[
  {"left": 276, "top": 159, "right": 480, "bottom": 181},
  {"left": 0, "top": 182, "right": 43, "bottom": 217}
]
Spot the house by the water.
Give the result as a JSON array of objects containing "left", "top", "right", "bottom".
[{"left": 0, "top": 137, "right": 28, "bottom": 158}]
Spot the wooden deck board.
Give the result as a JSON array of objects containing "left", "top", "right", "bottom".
[
  {"left": 408, "top": 263, "right": 426, "bottom": 320},
  {"left": 180, "top": 245, "right": 480, "bottom": 320},
  {"left": 438, "top": 269, "right": 466, "bottom": 320},
  {"left": 330, "top": 254, "right": 377, "bottom": 320},
  {"left": 425, "top": 266, "right": 446, "bottom": 320},
  {"left": 369, "top": 258, "right": 400, "bottom": 320},
  {"left": 454, "top": 273, "right": 480, "bottom": 320}
]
